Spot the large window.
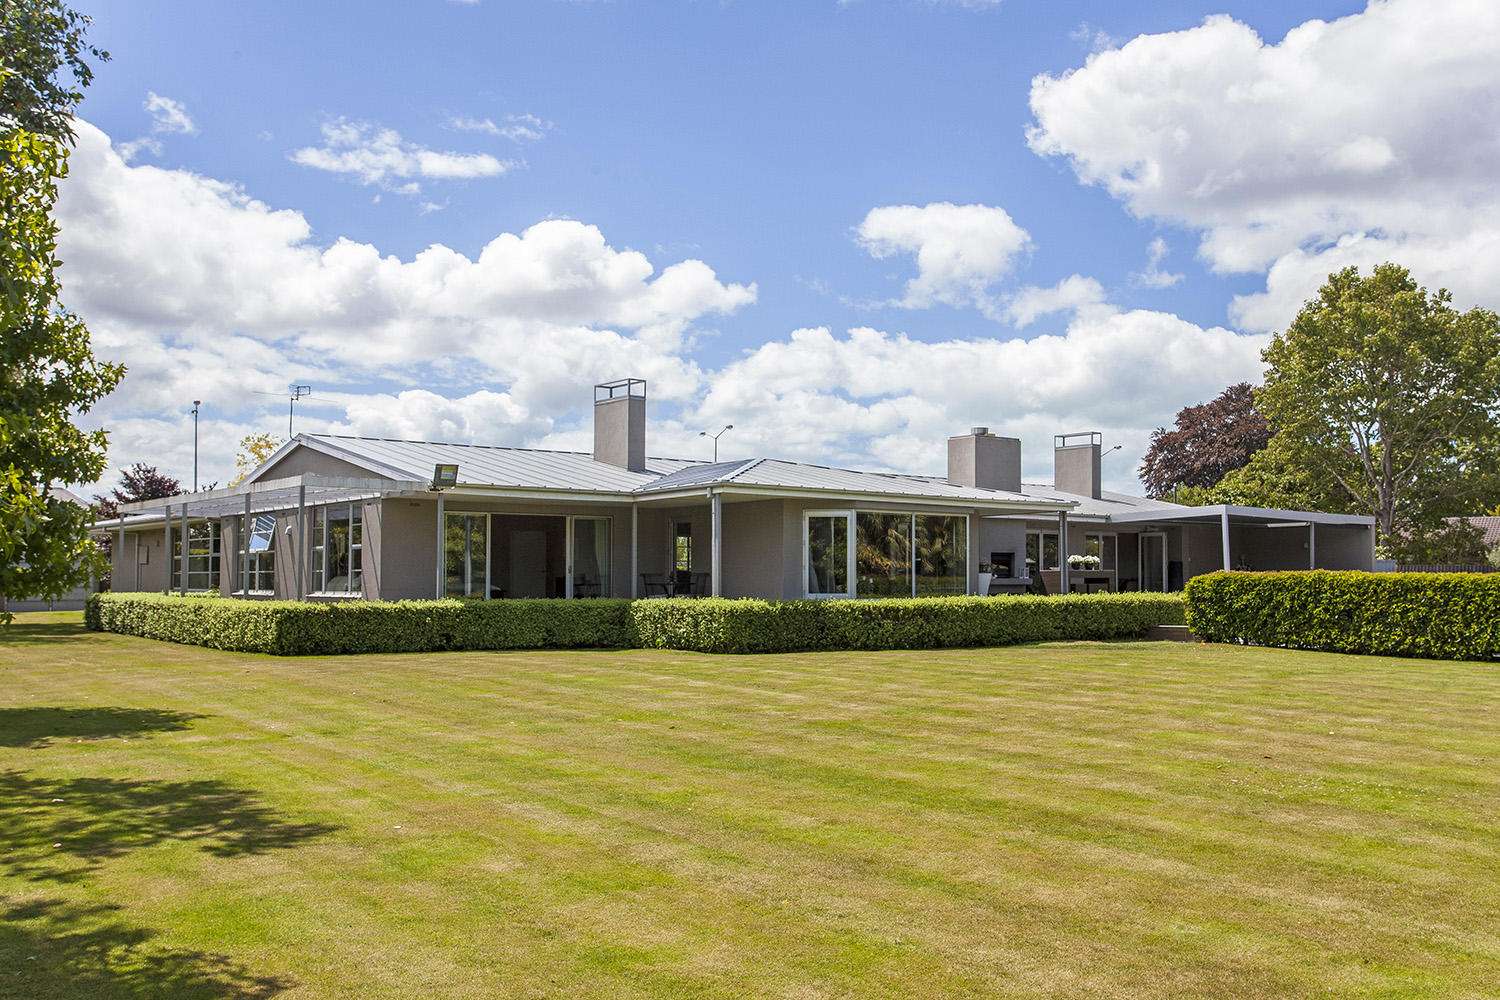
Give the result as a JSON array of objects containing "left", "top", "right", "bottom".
[
  {"left": 809, "top": 510, "right": 968, "bottom": 598},
  {"left": 237, "top": 513, "right": 277, "bottom": 593},
  {"left": 1026, "top": 531, "right": 1060, "bottom": 573},
  {"left": 445, "top": 512, "right": 489, "bottom": 599},
  {"left": 914, "top": 514, "right": 967, "bottom": 595},
  {"left": 1084, "top": 533, "right": 1117, "bottom": 571},
  {"left": 171, "top": 521, "right": 220, "bottom": 591},
  {"left": 855, "top": 512, "right": 910, "bottom": 597},
  {"left": 311, "top": 503, "right": 362, "bottom": 595},
  {"left": 806, "top": 513, "right": 850, "bottom": 597}
]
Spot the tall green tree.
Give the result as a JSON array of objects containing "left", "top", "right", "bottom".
[
  {"left": 1, "top": 1, "right": 122, "bottom": 620},
  {"left": 1257, "top": 264, "right": 1500, "bottom": 555}
]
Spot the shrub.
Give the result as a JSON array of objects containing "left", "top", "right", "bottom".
[
  {"left": 1184, "top": 570, "right": 1500, "bottom": 662},
  {"left": 630, "top": 593, "right": 1186, "bottom": 654}
]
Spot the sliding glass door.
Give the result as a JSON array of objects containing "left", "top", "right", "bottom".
[
  {"left": 444, "top": 512, "right": 489, "bottom": 599},
  {"left": 570, "top": 517, "right": 610, "bottom": 598}
]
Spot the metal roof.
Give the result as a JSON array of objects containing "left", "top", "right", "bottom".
[
  {"left": 1108, "top": 504, "right": 1375, "bottom": 527},
  {"left": 1012, "top": 482, "right": 1189, "bottom": 520},
  {"left": 242, "top": 435, "right": 1073, "bottom": 511},
  {"left": 291, "top": 434, "right": 702, "bottom": 494},
  {"left": 696, "top": 459, "right": 1058, "bottom": 506},
  {"left": 96, "top": 474, "right": 428, "bottom": 529}
]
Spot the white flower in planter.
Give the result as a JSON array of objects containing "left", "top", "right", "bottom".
[{"left": 1067, "top": 554, "right": 1102, "bottom": 570}]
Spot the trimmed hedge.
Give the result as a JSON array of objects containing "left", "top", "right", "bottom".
[
  {"left": 86, "top": 591, "right": 1184, "bottom": 656},
  {"left": 1184, "top": 570, "right": 1500, "bottom": 662},
  {"left": 87, "top": 593, "right": 634, "bottom": 656},
  {"left": 631, "top": 593, "right": 1185, "bottom": 654}
]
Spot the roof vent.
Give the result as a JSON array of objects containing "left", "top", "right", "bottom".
[{"left": 970, "top": 426, "right": 989, "bottom": 436}]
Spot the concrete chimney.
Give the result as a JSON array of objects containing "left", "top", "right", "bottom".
[
  {"left": 947, "top": 426, "right": 1021, "bottom": 492},
  {"left": 1054, "top": 432, "right": 1102, "bottom": 499},
  {"left": 593, "top": 379, "right": 647, "bottom": 472}
]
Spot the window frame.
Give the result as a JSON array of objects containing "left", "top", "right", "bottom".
[
  {"left": 803, "top": 510, "right": 855, "bottom": 599},
  {"left": 1083, "top": 532, "right": 1118, "bottom": 572},
  {"left": 236, "top": 513, "right": 277, "bottom": 595},
  {"left": 171, "top": 520, "right": 220, "bottom": 592},
  {"left": 1026, "top": 530, "right": 1061, "bottom": 572},
  {"left": 309, "top": 502, "right": 363, "bottom": 597}
]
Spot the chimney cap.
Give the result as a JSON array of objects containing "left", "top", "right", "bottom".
[
  {"left": 595, "top": 378, "right": 646, "bottom": 403},
  {"left": 1054, "top": 431, "right": 1101, "bottom": 448}
]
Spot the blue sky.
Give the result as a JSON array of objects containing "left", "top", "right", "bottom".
[{"left": 60, "top": 0, "right": 1495, "bottom": 491}]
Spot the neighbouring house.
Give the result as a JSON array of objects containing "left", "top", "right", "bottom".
[
  {"left": 6, "top": 487, "right": 97, "bottom": 612},
  {"left": 96, "top": 379, "right": 1376, "bottom": 603}
]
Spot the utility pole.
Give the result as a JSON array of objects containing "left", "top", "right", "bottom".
[
  {"left": 191, "top": 399, "right": 201, "bottom": 490},
  {"left": 288, "top": 384, "right": 312, "bottom": 438},
  {"left": 699, "top": 424, "right": 734, "bottom": 462}
]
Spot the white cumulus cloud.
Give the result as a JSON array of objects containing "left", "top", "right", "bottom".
[
  {"left": 1027, "top": 0, "right": 1500, "bottom": 331},
  {"left": 290, "top": 119, "right": 516, "bottom": 191},
  {"left": 856, "top": 202, "right": 1031, "bottom": 314}
]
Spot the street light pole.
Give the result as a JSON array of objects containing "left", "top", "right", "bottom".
[
  {"left": 699, "top": 424, "right": 734, "bottom": 462},
  {"left": 191, "top": 399, "right": 201, "bottom": 491}
]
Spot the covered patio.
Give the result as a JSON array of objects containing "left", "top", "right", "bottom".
[{"left": 1108, "top": 505, "right": 1378, "bottom": 584}]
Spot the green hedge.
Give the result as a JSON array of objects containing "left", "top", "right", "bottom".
[
  {"left": 87, "top": 591, "right": 1184, "bottom": 656},
  {"left": 631, "top": 593, "right": 1185, "bottom": 654},
  {"left": 1184, "top": 570, "right": 1500, "bottom": 662},
  {"left": 87, "top": 593, "right": 635, "bottom": 656}
]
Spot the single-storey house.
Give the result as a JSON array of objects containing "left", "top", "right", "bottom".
[{"left": 99, "top": 379, "right": 1376, "bottom": 602}]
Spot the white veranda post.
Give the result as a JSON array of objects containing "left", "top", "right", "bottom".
[{"left": 710, "top": 491, "right": 723, "bottom": 597}]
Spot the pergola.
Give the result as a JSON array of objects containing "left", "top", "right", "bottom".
[
  {"left": 1108, "top": 504, "right": 1377, "bottom": 572},
  {"left": 107, "top": 474, "right": 428, "bottom": 597}
]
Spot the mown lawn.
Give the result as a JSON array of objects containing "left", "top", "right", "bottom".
[{"left": 2, "top": 612, "right": 1498, "bottom": 999}]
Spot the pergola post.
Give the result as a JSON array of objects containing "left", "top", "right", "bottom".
[
  {"left": 242, "top": 489, "right": 252, "bottom": 596},
  {"left": 1220, "top": 510, "right": 1231, "bottom": 571},
  {"left": 116, "top": 515, "right": 125, "bottom": 591},
  {"left": 1308, "top": 521, "right": 1316, "bottom": 570},
  {"left": 163, "top": 505, "right": 172, "bottom": 594},
  {"left": 296, "top": 484, "right": 306, "bottom": 600},
  {"left": 178, "top": 502, "right": 188, "bottom": 595},
  {"left": 709, "top": 491, "right": 723, "bottom": 597},
  {"left": 1058, "top": 510, "right": 1070, "bottom": 594},
  {"left": 434, "top": 492, "right": 445, "bottom": 599},
  {"left": 630, "top": 504, "right": 638, "bottom": 599}
]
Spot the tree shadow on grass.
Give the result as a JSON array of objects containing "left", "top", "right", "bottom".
[
  {"left": 0, "top": 771, "right": 338, "bottom": 884},
  {"left": 1, "top": 896, "right": 290, "bottom": 999},
  {"left": 0, "top": 620, "right": 95, "bottom": 647},
  {"left": 0, "top": 708, "right": 202, "bottom": 749}
]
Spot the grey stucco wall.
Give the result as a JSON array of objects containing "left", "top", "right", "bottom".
[
  {"left": 256, "top": 446, "right": 377, "bottom": 482},
  {"left": 109, "top": 527, "right": 166, "bottom": 592},
  {"left": 720, "top": 499, "right": 784, "bottom": 598}
]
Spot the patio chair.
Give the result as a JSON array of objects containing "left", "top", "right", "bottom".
[
  {"left": 640, "top": 573, "right": 670, "bottom": 597},
  {"left": 691, "top": 573, "right": 710, "bottom": 596}
]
